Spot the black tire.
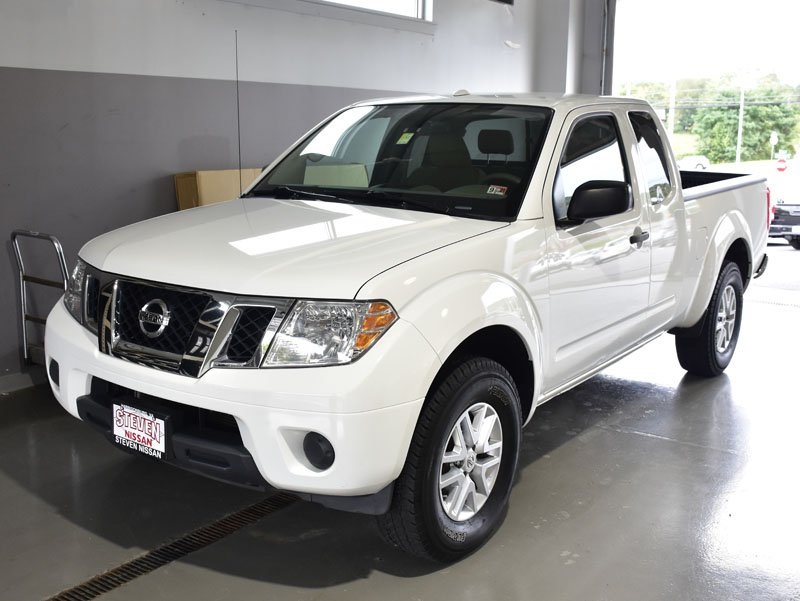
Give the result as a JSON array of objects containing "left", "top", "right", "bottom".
[
  {"left": 675, "top": 261, "right": 743, "bottom": 377},
  {"left": 376, "top": 357, "right": 522, "bottom": 562},
  {"left": 788, "top": 237, "right": 800, "bottom": 250}
]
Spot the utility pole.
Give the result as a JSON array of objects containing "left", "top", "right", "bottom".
[
  {"left": 735, "top": 86, "right": 745, "bottom": 163},
  {"left": 667, "top": 78, "right": 677, "bottom": 136}
]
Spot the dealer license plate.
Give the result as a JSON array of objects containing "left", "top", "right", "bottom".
[{"left": 112, "top": 403, "right": 166, "bottom": 459}]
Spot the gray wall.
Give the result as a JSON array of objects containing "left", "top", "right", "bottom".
[{"left": 533, "top": 0, "right": 615, "bottom": 94}]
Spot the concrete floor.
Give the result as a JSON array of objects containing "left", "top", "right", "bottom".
[{"left": 3, "top": 241, "right": 799, "bottom": 601}]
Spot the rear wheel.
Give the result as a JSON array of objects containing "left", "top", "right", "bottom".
[
  {"left": 377, "top": 357, "right": 521, "bottom": 562},
  {"left": 675, "top": 261, "right": 743, "bottom": 377},
  {"left": 788, "top": 237, "right": 800, "bottom": 250}
]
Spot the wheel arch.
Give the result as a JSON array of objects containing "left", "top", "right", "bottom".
[
  {"left": 429, "top": 325, "right": 536, "bottom": 426},
  {"left": 672, "top": 234, "right": 751, "bottom": 336},
  {"left": 724, "top": 237, "right": 752, "bottom": 289}
]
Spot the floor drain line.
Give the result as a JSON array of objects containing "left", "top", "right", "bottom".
[
  {"left": 751, "top": 299, "right": 800, "bottom": 308},
  {"left": 46, "top": 492, "right": 296, "bottom": 601}
]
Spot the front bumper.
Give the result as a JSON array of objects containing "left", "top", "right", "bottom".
[{"left": 45, "top": 301, "right": 439, "bottom": 499}]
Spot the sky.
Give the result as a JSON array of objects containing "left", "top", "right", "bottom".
[{"left": 613, "top": 0, "right": 800, "bottom": 87}]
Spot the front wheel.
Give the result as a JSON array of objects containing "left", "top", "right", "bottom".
[
  {"left": 377, "top": 357, "right": 522, "bottom": 562},
  {"left": 675, "top": 261, "right": 743, "bottom": 377},
  {"left": 788, "top": 237, "right": 800, "bottom": 250}
]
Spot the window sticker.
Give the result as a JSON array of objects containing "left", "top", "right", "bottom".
[
  {"left": 396, "top": 132, "right": 415, "bottom": 145},
  {"left": 487, "top": 185, "right": 508, "bottom": 196}
]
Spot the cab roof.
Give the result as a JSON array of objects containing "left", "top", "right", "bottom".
[{"left": 351, "top": 93, "right": 652, "bottom": 111}]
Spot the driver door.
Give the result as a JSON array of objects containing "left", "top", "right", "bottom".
[{"left": 543, "top": 109, "right": 652, "bottom": 393}]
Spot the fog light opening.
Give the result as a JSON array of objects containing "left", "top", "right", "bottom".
[
  {"left": 303, "top": 432, "right": 335, "bottom": 470},
  {"left": 48, "top": 358, "right": 60, "bottom": 388}
]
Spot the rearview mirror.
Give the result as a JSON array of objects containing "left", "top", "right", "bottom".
[{"left": 567, "top": 180, "right": 632, "bottom": 222}]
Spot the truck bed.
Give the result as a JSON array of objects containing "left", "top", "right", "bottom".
[{"left": 680, "top": 170, "right": 766, "bottom": 202}]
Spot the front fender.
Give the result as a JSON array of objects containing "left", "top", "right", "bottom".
[{"left": 398, "top": 272, "right": 544, "bottom": 420}]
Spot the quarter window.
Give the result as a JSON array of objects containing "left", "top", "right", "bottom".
[
  {"left": 629, "top": 111, "right": 672, "bottom": 203},
  {"left": 553, "top": 114, "right": 628, "bottom": 221}
]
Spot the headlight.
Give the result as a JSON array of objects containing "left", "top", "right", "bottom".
[
  {"left": 263, "top": 300, "right": 397, "bottom": 367},
  {"left": 63, "top": 258, "right": 87, "bottom": 324}
]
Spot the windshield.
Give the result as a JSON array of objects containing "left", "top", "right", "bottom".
[{"left": 249, "top": 103, "right": 553, "bottom": 221}]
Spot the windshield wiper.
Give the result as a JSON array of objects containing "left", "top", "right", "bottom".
[
  {"left": 247, "top": 185, "right": 485, "bottom": 218},
  {"left": 346, "top": 189, "right": 455, "bottom": 215},
  {"left": 247, "top": 185, "right": 451, "bottom": 214},
  {"left": 246, "top": 185, "right": 354, "bottom": 204}
]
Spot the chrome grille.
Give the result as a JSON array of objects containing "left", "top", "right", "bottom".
[
  {"left": 225, "top": 307, "right": 276, "bottom": 363},
  {"left": 86, "top": 266, "right": 293, "bottom": 377},
  {"left": 85, "top": 275, "right": 100, "bottom": 334},
  {"left": 115, "top": 281, "right": 210, "bottom": 356}
]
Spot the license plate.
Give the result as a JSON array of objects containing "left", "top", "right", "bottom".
[{"left": 112, "top": 403, "right": 166, "bottom": 459}]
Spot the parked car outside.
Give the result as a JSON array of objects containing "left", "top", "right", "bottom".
[
  {"left": 768, "top": 168, "right": 800, "bottom": 249},
  {"left": 677, "top": 155, "right": 710, "bottom": 170}
]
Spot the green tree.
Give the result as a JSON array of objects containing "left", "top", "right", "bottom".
[
  {"left": 674, "top": 78, "right": 712, "bottom": 133},
  {"left": 692, "top": 77, "right": 799, "bottom": 163}
]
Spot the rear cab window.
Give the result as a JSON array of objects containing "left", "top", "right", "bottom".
[{"left": 628, "top": 111, "right": 673, "bottom": 204}]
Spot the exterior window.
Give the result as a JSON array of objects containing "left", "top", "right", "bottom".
[
  {"left": 319, "top": 0, "right": 431, "bottom": 20},
  {"left": 629, "top": 111, "right": 672, "bottom": 203},
  {"left": 553, "top": 114, "right": 628, "bottom": 221}
]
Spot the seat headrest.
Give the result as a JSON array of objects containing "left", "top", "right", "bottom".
[
  {"left": 478, "top": 129, "right": 514, "bottom": 156},
  {"left": 424, "top": 134, "right": 473, "bottom": 168}
]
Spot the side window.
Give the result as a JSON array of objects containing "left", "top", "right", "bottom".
[
  {"left": 629, "top": 111, "right": 672, "bottom": 203},
  {"left": 553, "top": 114, "right": 628, "bottom": 221}
]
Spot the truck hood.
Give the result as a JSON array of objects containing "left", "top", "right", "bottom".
[{"left": 80, "top": 197, "right": 507, "bottom": 298}]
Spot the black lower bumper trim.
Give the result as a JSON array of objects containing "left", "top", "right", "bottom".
[{"left": 76, "top": 393, "right": 269, "bottom": 490}]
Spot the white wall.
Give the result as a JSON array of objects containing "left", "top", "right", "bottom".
[{"left": 0, "top": 0, "right": 536, "bottom": 94}]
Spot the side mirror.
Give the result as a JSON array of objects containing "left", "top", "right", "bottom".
[{"left": 567, "top": 180, "right": 632, "bottom": 222}]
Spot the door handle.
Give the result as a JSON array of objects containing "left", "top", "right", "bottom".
[{"left": 630, "top": 230, "right": 650, "bottom": 246}]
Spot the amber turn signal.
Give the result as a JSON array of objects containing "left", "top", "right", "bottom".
[{"left": 354, "top": 302, "right": 397, "bottom": 353}]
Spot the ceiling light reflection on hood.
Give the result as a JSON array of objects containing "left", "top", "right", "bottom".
[{"left": 229, "top": 213, "right": 412, "bottom": 257}]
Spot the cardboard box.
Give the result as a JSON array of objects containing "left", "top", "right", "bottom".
[{"left": 174, "top": 168, "right": 263, "bottom": 210}]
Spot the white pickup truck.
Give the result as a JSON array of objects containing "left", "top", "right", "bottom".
[{"left": 45, "top": 94, "right": 769, "bottom": 562}]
